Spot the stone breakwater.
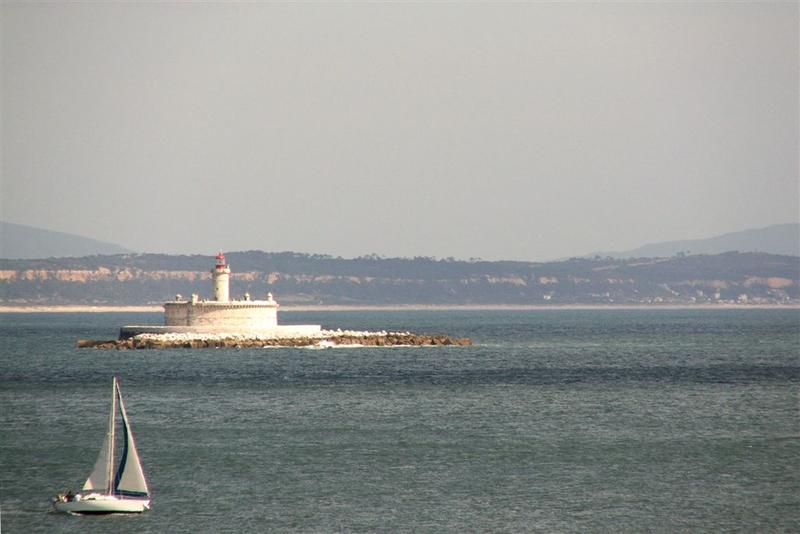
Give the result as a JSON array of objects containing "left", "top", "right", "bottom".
[{"left": 76, "top": 330, "right": 472, "bottom": 349}]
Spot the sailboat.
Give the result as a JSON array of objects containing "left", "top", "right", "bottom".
[{"left": 52, "top": 376, "right": 151, "bottom": 514}]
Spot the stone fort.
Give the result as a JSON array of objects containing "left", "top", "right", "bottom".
[{"left": 121, "top": 253, "right": 320, "bottom": 338}]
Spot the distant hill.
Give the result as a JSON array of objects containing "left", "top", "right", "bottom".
[
  {"left": 0, "top": 222, "right": 133, "bottom": 259},
  {"left": 590, "top": 223, "right": 800, "bottom": 259},
  {"left": 1, "top": 250, "right": 797, "bottom": 306}
]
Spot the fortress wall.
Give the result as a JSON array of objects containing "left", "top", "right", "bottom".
[
  {"left": 164, "top": 303, "right": 190, "bottom": 325},
  {"left": 164, "top": 302, "right": 278, "bottom": 329}
]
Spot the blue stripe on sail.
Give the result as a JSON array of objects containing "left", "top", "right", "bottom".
[{"left": 113, "top": 391, "right": 129, "bottom": 494}]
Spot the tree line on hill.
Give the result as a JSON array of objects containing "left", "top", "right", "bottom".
[{"left": 1, "top": 251, "right": 798, "bottom": 305}]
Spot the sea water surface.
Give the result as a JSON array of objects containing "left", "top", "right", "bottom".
[{"left": 1, "top": 309, "right": 798, "bottom": 532}]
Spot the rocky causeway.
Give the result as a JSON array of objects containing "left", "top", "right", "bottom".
[{"left": 77, "top": 330, "right": 472, "bottom": 350}]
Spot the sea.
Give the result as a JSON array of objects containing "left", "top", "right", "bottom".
[{"left": 1, "top": 309, "right": 798, "bottom": 533}]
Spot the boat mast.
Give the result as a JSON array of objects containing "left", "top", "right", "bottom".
[{"left": 107, "top": 376, "right": 117, "bottom": 495}]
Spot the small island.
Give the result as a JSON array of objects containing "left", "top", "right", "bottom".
[{"left": 77, "top": 253, "right": 471, "bottom": 350}]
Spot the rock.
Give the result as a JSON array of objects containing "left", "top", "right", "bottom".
[{"left": 76, "top": 331, "right": 473, "bottom": 349}]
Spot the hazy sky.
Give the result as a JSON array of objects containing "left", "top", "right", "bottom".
[{"left": 2, "top": 2, "right": 798, "bottom": 261}]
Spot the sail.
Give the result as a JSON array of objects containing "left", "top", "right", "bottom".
[
  {"left": 113, "top": 385, "right": 149, "bottom": 496},
  {"left": 82, "top": 378, "right": 117, "bottom": 492},
  {"left": 82, "top": 428, "right": 112, "bottom": 491}
]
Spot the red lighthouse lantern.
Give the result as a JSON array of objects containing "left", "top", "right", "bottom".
[{"left": 215, "top": 252, "right": 227, "bottom": 269}]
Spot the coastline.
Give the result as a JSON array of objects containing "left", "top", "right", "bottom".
[
  {"left": 1, "top": 303, "right": 798, "bottom": 313},
  {"left": 0, "top": 305, "right": 164, "bottom": 313}
]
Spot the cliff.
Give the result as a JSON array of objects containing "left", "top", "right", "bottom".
[{"left": 1, "top": 251, "right": 798, "bottom": 306}]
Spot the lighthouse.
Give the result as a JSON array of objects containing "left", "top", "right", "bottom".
[
  {"left": 212, "top": 252, "right": 231, "bottom": 302},
  {"left": 151, "top": 253, "right": 320, "bottom": 335}
]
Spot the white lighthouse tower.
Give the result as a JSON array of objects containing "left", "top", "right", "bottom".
[{"left": 212, "top": 252, "right": 231, "bottom": 302}]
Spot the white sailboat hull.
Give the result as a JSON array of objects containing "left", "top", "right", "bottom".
[{"left": 53, "top": 493, "right": 150, "bottom": 514}]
